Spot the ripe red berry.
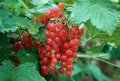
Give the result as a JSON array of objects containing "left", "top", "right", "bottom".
[
  {"left": 47, "top": 23, "right": 56, "bottom": 31},
  {"left": 49, "top": 67, "right": 56, "bottom": 72},
  {"left": 66, "top": 65, "right": 73, "bottom": 70},
  {"left": 61, "top": 55, "right": 67, "bottom": 61},
  {"left": 66, "top": 71, "right": 71, "bottom": 76},
  {"left": 46, "top": 39, "right": 53, "bottom": 45},
  {"left": 51, "top": 58, "right": 57, "bottom": 64},
  {"left": 65, "top": 50, "right": 73, "bottom": 56},
  {"left": 60, "top": 62, "right": 67, "bottom": 67},
  {"left": 46, "top": 45, "right": 52, "bottom": 52},
  {"left": 55, "top": 53, "right": 61, "bottom": 60},
  {"left": 22, "top": 32, "right": 30, "bottom": 38},
  {"left": 41, "top": 65, "right": 49, "bottom": 72},
  {"left": 58, "top": 68, "right": 64, "bottom": 74},
  {"left": 58, "top": 3, "right": 65, "bottom": 10},
  {"left": 40, "top": 71, "right": 48, "bottom": 76},
  {"left": 41, "top": 57, "right": 49, "bottom": 65}
]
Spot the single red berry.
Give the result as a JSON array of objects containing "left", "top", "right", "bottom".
[
  {"left": 51, "top": 58, "right": 57, "bottom": 64},
  {"left": 67, "top": 58, "right": 73, "bottom": 64},
  {"left": 22, "top": 32, "right": 30, "bottom": 38},
  {"left": 41, "top": 65, "right": 49, "bottom": 72},
  {"left": 66, "top": 65, "right": 73, "bottom": 70},
  {"left": 60, "top": 62, "right": 67, "bottom": 67},
  {"left": 55, "top": 37, "right": 61, "bottom": 44},
  {"left": 66, "top": 71, "right": 71, "bottom": 76},
  {"left": 64, "top": 43, "right": 70, "bottom": 49},
  {"left": 55, "top": 53, "right": 61, "bottom": 60},
  {"left": 65, "top": 50, "right": 73, "bottom": 56},
  {"left": 47, "top": 23, "right": 56, "bottom": 31},
  {"left": 49, "top": 67, "right": 56, "bottom": 72},
  {"left": 40, "top": 71, "right": 48, "bottom": 76},
  {"left": 58, "top": 3, "right": 65, "bottom": 10},
  {"left": 58, "top": 67, "right": 64, "bottom": 74},
  {"left": 46, "top": 45, "right": 52, "bottom": 52},
  {"left": 61, "top": 55, "right": 67, "bottom": 61},
  {"left": 46, "top": 39, "right": 53, "bottom": 45},
  {"left": 41, "top": 57, "right": 49, "bottom": 65}
]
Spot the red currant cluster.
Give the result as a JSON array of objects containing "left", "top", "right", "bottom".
[
  {"left": 13, "top": 3, "right": 84, "bottom": 77},
  {"left": 32, "top": 3, "right": 64, "bottom": 24},
  {"left": 37, "top": 22, "right": 83, "bottom": 76},
  {"left": 13, "top": 32, "right": 37, "bottom": 51}
]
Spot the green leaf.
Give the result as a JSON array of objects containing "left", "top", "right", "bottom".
[
  {"left": 87, "top": 43, "right": 106, "bottom": 53},
  {"left": 70, "top": 0, "right": 119, "bottom": 34},
  {"left": 0, "top": 9, "right": 18, "bottom": 33},
  {"left": 28, "top": 26, "right": 39, "bottom": 35},
  {"left": 9, "top": 63, "right": 46, "bottom": 81},
  {"left": 15, "top": 47, "right": 38, "bottom": 64},
  {"left": 14, "top": 17, "right": 33, "bottom": 29},
  {"left": 29, "top": 0, "right": 56, "bottom": 12},
  {"left": 0, "top": 33, "right": 13, "bottom": 60},
  {"left": 0, "top": 0, "right": 4, "bottom": 3},
  {"left": 32, "top": 27, "right": 46, "bottom": 43},
  {"left": 57, "top": 74, "right": 72, "bottom": 81},
  {"left": 31, "top": 12, "right": 46, "bottom": 18},
  {"left": 20, "top": 0, "right": 36, "bottom": 9},
  {"left": 72, "top": 63, "right": 81, "bottom": 76},
  {"left": 85, "top": 64, "right": 108, "bottom": 81},
  {"left": 0, "top": 60, "right": 15, "bottom": 81},
  {"left": 86, "top": 21, "right": 120, "bottom": 46},
  {"left": 53, "top": 0, "right": 76, "bottom": 4},
  {"left": 0, "top": 61, "right": 46, "bottom": 81}
]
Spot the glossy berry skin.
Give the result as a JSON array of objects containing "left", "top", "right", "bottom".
[
  {"left": 58, "top": 68, "right": 64, "bottom": 74},
  {"left": 58, "top": 3, "right": 65, "bottom": 10},
  {"left": 49, "top": 67, "right": 56, "bottom": 72},
  {"left": 66, "top": 71, "right": 71, "bottom": 76},
  {"left": 13, "top": 32, "right": 37, "bottom": 51}
]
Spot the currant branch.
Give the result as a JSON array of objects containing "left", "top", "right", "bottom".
[
  {"left": 77, "top": 54, "right": 120, "bottom": 68},
  {"left": 77, "top": 53, "right": 110, "bottom": 59}
]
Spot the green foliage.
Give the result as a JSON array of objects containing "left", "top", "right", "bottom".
[
  {"left": 9, "top": 63, "right": 45, "bottom": 81},
  {"left": 31, "top": 12, "right": 46, "bottom": 18},
  {"left": 85, "top": 64, "right": 108, "bottom": 81},
  {"left": 72, "top": 63, "right": 81, "bottom": 76},
  {"left": 0, "top": 60, "right": 15, "bottom": 81},
  {"left": 0, "top": 0, "right": 4, "bottom": 3},
  {"left": 28, "top": 26, "right": 39, "bottom": 35},
  {"left": 70, "top": 0, "right": 119, "bottom": 34},
  {"left": 14, "top": 17, "right": 41, "bottom": 35},
  {"left": 29, "top": 0, "right": 56, "bottom": 12},
  {"left": 14, "top": 17, "right": 33, "bottom": 29},
  {"left": 15, "top": 47, "right": 38, "bottom": 64},
  {"left": 32, "top": 27, "right": 46, "bottom": 43},
  {"left": 0, "top": 60, "right": 46, "bottom": 81},
  {"left": 0, "top": 33, "right": 13, "bottom": 60},
  {"left": 0, "top": 9, "right": 18, "bottom": 33},
  {"left": 20, "top": 0, "right": 36, "bottom": 9},
  {"left": 0, "top": 0, "right": 120, "bottom": 81},
  {"left": 86, "top": 21, "right": 120, "bottom": 46},
  {"left": 53, "top": 0, "right": 76, "bottom": 4},
  {"left": 87, "top": 42, "right": 106, "bottom": 53}
]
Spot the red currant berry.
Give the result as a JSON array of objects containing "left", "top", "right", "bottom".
[
  {"left": 58, "top": 67, "right": 64, "bottom": 74},
  {"left": 58, "top": 3, "right": 65, "bottom": 10}
]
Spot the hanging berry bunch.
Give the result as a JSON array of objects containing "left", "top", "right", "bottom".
[
  {"left": 35, "top": 3, "right": 84, "bottom": 76},
  {"left": 13, "top": 3, "right": 84, "bottom": 77}
]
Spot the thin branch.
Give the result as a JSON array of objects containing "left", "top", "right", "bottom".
[
  {"left": 95, "top": 58, "right": 120, "bottom": 68},
  {"left": 77, "top": 53, "right": 110, "bottom": 59},
  {"left": 77, "top": 53, "right": 120, "bottom": 68}
]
